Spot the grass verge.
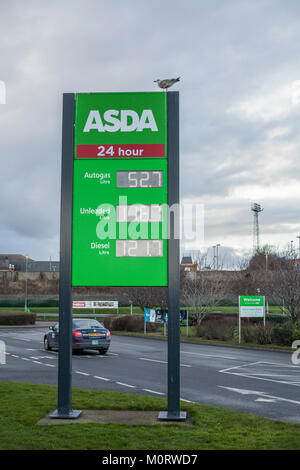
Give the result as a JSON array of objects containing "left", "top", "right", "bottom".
[
  {"left": 0, "top": 381, "right": 300, "bottom": 450},
  {"left": 0, "top": 306, "right": 144, "bottom": 315}
]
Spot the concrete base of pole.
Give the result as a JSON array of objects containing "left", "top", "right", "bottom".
[
  {"left": 49, "top": 409, "right": 82, "bottom": 419},
  {"left": 158, "top": 411, "right": 187, "bottom": 422}
]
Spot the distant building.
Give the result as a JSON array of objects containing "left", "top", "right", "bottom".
[
  {"left": 180, "top": 256, "right": 198, "bottom": 273},
  {"left": 284, "top": 258, "right": 300, "bottom": 270},
  {"left": 0, "top": 254, "right": 59, "bottom": 272},
  {"left": 0, "top": 254, "right": 29, "bottom": 271}
]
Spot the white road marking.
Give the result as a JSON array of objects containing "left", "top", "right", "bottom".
[
  {"left": 139, "top": 357, "right": 166, "bottom": 364},
  {"left": 143, "top": 389, "right": 165, "bottom": 396},
  {"left": 219, "top": 386, "right": 300, "bottom": 406},
  {"left": 219, "top": 361, "right": 300, "bottom": 388},
  {"left": 75, "top": 371, "right": 90, "bottom": 376},
  {"left": 219, "top": 361, "right": 257, "bottom": 374},
  {"left": 255, "top": 398, "right": 277, "bottom": 403},
  {"left": 139, "top": 357, "right": 192, "bottom": 368},
  {"left": 182, "top": 351, "right": 236, "bottom": 360},
  {"left": 93, "top": 376, "right": 110, "bottom": 381},
  {"left": 116, "top": 382, "right": 136, "bottom": 389}
]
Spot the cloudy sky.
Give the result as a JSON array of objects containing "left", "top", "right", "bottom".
[{"left": 1, "top": 0, "right": 300, "bottom": 266}]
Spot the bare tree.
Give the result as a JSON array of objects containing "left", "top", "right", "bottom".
[
  {"left": 263, "top": 256, "right": 300, "bottom": 323},
  {"left": 238, "top": 247, "right": 300, "bottom": 323},
  {"left": 125, "top": 286, "right": 168, "bottom": 311},
  {"left": 181, "top": 270, "right": 229, "bottom": 325}
]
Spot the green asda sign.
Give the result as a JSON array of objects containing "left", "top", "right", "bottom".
[
  {"left": 72, "top": 92, "right": 168, "bottom": 287},
  {"left": 55, "top": 91, "right": 183, "bottom": 421},
  {"left": 75, "top": 92, "right": 167, "bottom": 152}
]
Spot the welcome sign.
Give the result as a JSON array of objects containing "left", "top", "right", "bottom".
[{"left": 239, "top": 295, "right": 265, "bottom": 318}]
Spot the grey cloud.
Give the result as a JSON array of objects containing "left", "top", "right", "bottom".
[{"left": 1, "top": 0, "right": 300, "bottom": 260}]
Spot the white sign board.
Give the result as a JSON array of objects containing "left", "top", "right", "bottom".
[
  {"left": 238, "top": 295, "right": 265, "bottom": 343},
  {"left": 144, "top": 308, "right": 156, "bottom": 322},
  {"left": 239, "top": 306, "right": 265, "bottom": 318},
  {"left": 73, "top": 300, "right": 118, "bottom": 309}
]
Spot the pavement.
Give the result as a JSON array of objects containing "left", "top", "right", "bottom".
[{"left": 37, "top": 409, "right": 191, "bottom": 426}]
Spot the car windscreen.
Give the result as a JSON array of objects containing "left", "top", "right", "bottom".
[{"left": 72, "top": 319, "right": 104, "bottom": 330}]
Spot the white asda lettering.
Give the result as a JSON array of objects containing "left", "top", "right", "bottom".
[{"left": 83, "top": 109, "right": 158, "bottom": 133}]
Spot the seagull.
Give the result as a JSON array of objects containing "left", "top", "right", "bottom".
[{"left": 154, "top": 77, "right": 180, "bottom": 90}]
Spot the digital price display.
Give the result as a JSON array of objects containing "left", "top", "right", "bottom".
[
  {"left": 71, "top": 91, "right": 168, "bottom": 287},
  {"left": 116, "top": 171, "right": 163, "bottom": 188},
  {"left": 116, "top": 204, "right": 163, "bottom": 223},
  {"left": 116, "top": 240, "right": 163, "bottom": 257}
]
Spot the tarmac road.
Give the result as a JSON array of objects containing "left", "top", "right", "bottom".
[{"left": 1, "top": 325, "right": 300, "bottom": 422}]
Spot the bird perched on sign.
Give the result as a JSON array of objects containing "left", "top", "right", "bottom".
[{"left": 154, "top": 77, "right": 180, "bottom": 90}]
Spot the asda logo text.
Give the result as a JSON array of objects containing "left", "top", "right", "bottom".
[{"left": 83, "top": 109, "right": 158, "bottom": 133}]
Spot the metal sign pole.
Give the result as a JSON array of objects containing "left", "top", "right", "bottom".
[
  {"left": 238, "top": 296, "right": 241, "bottom": 344},
  {"left": 187, "top": 311, "right": 189, "bottom": 337},
  {"left": 159, "top": 91, "right": 186, "bottom": 421},
  {"left": 50, "top": 93, "right": 81, "bottom": 419}
]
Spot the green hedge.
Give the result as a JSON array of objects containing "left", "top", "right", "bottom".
[
  {"left": 102, "top": 315, "right": 159, "bottom": 333},
  {"left": 252, "top": 314, "right": 290, "bottom": 324},
  {"left": 271, "top": 323, "right": 294, "bottom": 346},
  {"left": 0, "top": 312, "right": 36, "bottom": 325}
]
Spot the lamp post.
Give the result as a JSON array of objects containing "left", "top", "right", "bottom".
[
  {"left": 24, "top": 256, "right": 28, "bottom": 312},
  {"left": 297, "top": 236, "right": 300, "bottom": 258},
  {"left": 216, "top": 244, "right": 220, "bottom": 270}
]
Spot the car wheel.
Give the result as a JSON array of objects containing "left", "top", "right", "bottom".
[
  {"left": 44, "top": 337, "right": 52, "bottom": 351},
  {"left": 98, "top": 349, "right": 107, "bottom": 355}
]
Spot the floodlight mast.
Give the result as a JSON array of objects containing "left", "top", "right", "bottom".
[{"left": 251, "top": 203, "right": 263, "bottom": 254}]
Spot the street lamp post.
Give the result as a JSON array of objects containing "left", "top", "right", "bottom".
[
  {"left": 216, "top": 244, "right": 220, "bottom": 270},
  {"left": 24, "top": 256, "right": 28, "bottom": 312},
  {"left": 297, "top": 236, "right": 300, "bottom": 258},
  {"left": 212, "top": 246, "right": 216, "bottom": 269}
]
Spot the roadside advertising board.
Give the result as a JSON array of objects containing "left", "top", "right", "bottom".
[
  {"left": 144, "top": 308, "right": 156, "bottom": 323},
  {"left": 72, "top": 92, "right": 168, "bottom": 287},
  {"left": 53, "top": 91, "right": 185, "bottom": 422},
  {"left": 239, "top": 296, "right": 265, "bottom": 318},
  {"left": 238, "top": 295, "right": 265, "bottom": 343},
  {"left": 72, "top": 300, "right": 118, "bottom": 309}
]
